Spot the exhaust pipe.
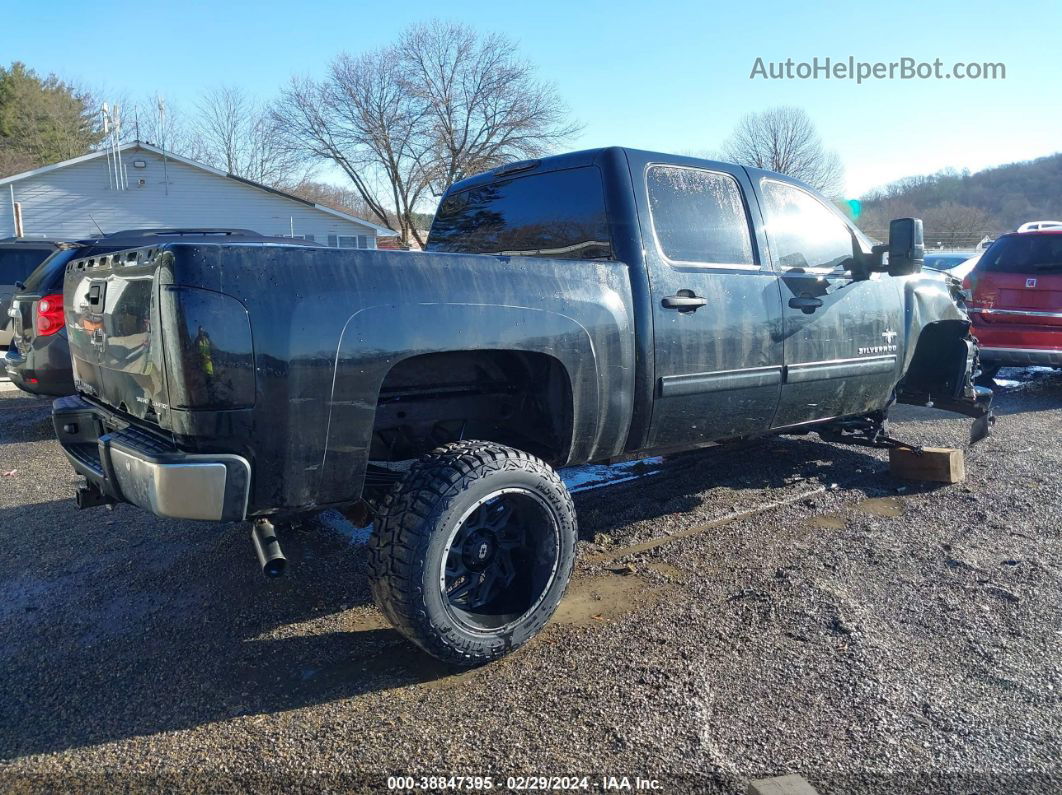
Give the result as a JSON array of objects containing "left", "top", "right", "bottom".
[{"left": 251, "top": 519, "right": 286, "bottom": 578}]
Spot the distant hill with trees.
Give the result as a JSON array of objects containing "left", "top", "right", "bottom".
[{"left": 856, "top": 153, "right": 1062, "bottom": 246}]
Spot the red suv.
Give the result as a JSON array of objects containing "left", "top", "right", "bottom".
[{"left": 964, "top": 230, "right": 1062, "bottom": 380}]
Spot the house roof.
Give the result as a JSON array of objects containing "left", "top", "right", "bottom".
[{"left": 0, "top": 141, "right": 398, "bottom": 236}]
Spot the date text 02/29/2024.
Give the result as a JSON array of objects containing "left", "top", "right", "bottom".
[{"left": 386, "top": 775, "right": 663, "bottom": 791}]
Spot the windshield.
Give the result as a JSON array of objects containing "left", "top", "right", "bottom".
[{"left": 979, "top": 235, "right": 1062, "bottom": 274}]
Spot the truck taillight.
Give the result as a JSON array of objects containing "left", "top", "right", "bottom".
[{"left": 36, "top": 293, "right": 65, "bottom": 336}]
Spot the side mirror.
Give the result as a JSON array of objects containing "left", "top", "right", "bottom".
[{"left": 887, "top": 217, "right": 924, "bottom": 276}]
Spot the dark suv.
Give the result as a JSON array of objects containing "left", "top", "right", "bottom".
[
  {"left": 1, "top": 239, "right": 66, "bottom": 348},
  {"left": 5, "top": 229, "right": 319, "bottom": 396}
]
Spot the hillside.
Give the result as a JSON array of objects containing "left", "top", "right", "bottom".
[{"left": 856, "top": 152, "right": 1062, "bottom": 245}]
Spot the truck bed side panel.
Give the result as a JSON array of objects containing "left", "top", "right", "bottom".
[{"left": 162, "top": 246, "right": 635, "bottom": 513}]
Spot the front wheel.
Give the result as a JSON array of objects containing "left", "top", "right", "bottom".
[{"left": 368, "top": 441, "right": 577, "bottom": 666}]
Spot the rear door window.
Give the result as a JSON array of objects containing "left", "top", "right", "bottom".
[
  {"left": 0, "top": 247, "right": 56, "bottom": 284},
  {"left": 760, "top": 180, "right": 853, "bottom": 271},
  {"left": 428, "top": 167, "right": 612, "bottom": 260},
  {"left": 646, "top": 165, "right": 756, "bottom": 267},
  {"left": 979, "top": 235, "right": 1062, "bottom": 273},
  {"left": 22, "top": 249, "right": 78, "bottom": 292}
]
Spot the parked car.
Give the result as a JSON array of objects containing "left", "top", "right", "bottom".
[
  {"left": 5, "top": 229, "right": 319, "bottom": 396},
  {"left": 0, "top": 239, "right": 66, "bottom": 348},
  {"left": 964, "top": 229, "right": 1062, "bottom": 380},
  {"left": 924, "top": 250, "right": 976, "bottom": 271},
  {"left": 52, "top": 147, "right": 993, "bottom": 666},
  {"left": 1017, "top": 221, "right": 1062, "bottom": 232},
  {"left": 924, "top": 251, "right": 981, "bottom": 283}
]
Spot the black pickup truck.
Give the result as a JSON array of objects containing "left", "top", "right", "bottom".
[{"left": 53, "top": 147, "right": 992, "bottom": 665}]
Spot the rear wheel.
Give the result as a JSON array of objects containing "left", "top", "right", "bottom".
[{"left": 368, "top": 441, "right": 576, "bottom": 666}]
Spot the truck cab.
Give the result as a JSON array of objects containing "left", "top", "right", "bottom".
[{"left": 428, "top": 148, "right": 985, "bottom": 451}]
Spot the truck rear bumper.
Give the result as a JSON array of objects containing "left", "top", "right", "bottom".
[
  {"left": 52, "top": 395, "right": 250, "bottom": 522},
  {"left": 979, "top": 346, "right": 1062, "bottom": 367}
]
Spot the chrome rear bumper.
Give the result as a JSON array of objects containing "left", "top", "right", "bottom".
[{"left": 53, "top": 395, "right": 250, "bottom": 522}]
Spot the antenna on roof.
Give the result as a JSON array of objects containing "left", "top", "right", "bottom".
[
  {"left": 158, "top": 96, "right": 169, "bottom": 197},
  {"left": 88, "top": 213, "right": 106, "bottom": 237},
  {"left": 114, "top": 104, "right": 128, "bottom": 190},
  {"left": 101, "top": 102, "right": 127, "bottom": 191},
  {"left": 101, "top": 104, "right": 115, "bottom": 191}
]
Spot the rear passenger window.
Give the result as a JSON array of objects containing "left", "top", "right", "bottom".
[
  {"left": 646, "top": 166, "right": 755, "bottom": 267},
  {"left": 0, "top": 248, "right": 55, "bottom": 284},
  {"left": 760, "top": 180, "right": 853, "bottom": 270},
  {"left": 428, "top": 167, "right": 612, "bottom": 260}
]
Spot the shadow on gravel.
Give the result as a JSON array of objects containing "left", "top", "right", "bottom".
[
  {"left": 986, "top": 367, "right": 1062, "bottom": 417},
  {"left": 0, "top": 395, "right": 56, "bottom": 447},
  {"left": 0, "top": 496, "right": 461, "bottom": 760},
  {"left": 0, "top": 431, "right": 895, "bottom": 760},
  {"left": 574, "top": 436, "right": 886, "bottom": 541}
]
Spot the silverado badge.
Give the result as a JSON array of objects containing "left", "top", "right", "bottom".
[{"left": 858, "top": 328, "right": 898, "bottom": 356}]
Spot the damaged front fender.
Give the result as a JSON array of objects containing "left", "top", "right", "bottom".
[{"left": 896, "top": 272, "right": 995, "bottom": 443}]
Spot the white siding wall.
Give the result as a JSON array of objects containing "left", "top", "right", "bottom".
[{"left": 2, "top": 147, "right": 380, "bottom": 245}]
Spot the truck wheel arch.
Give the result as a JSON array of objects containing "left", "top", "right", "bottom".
[
  {"left": 899, "top": 318, "right": 975, "bottom": 402},
  {"left": 317, "top": 302, "right": 612, "bottom": 506},
  {"left": 370, "top": 348, "right": 576, "bottom": 463}
]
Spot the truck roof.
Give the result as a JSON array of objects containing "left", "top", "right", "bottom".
[{"left": 445, "top": 146, "right": 813, "bottom": 195}]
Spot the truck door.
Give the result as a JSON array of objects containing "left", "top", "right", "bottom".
[
  {"left": 755, "top": 178, "right": 904, "bottom": 428},
  {"left": 637, "top": 161, "right": 784, "bottom": 448}
]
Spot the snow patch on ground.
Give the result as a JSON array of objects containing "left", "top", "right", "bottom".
[{"left": 560, "top": 456, "right": 664, "bottom": 492}]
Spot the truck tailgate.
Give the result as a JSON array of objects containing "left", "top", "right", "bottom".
[{"left": 65, "top": 250, "right": 168, "bottom": 422}]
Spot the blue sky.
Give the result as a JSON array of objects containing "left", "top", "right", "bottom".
[{"left": 6, "top": 0, "right": 1059, "bottom": 198}]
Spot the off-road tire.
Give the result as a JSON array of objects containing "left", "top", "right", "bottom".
[{"left": 368, "top": 441, "right": 577, "bottom": 666}]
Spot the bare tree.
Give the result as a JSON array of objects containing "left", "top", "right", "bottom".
[
  {"left": 398, "top": 21, "right": 581, "bottom": 196},
  {"left": 921, "top": 202, "right": 995, "bottom": 245},
  {"left": 287, "top": 178, "right": 376, "bottom": 219},
  {"left": 273, "top": 21, "right": 580, "bottom": 246},
  {"left": 195, "top": 85, "right": 309, "bottom": 187},
  {"left": 119, "top": 94, "right": 205, "bottom": 161},
  {"left": 274, "top": 51, "right": 431, "bottom": 245},
  {"left": 722, "top": 106, "right": 844, "bottom": 197}
]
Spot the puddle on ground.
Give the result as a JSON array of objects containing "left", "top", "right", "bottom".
[
  {"left": 807, "top": 496, "right": 905, "bottom": 531},
  {"left": 810, "top": 515, "right": 846, "bottom": 530},
  {"left": 647, "top": 562, "right": 686, "bottom": 581},
  {"left": 552, "top": 571, "right": 661, "bottom": 627},
  {"left": 857, "top": 496, "right": 904, "bottom": 517}
]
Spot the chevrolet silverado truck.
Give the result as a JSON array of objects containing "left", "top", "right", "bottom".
[{"left": 53, "top": 147, "right": 993, "bottom": 665}]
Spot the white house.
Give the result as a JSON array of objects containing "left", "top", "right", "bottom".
[{"left": 0, "top": 141, "right": 396, "bottom": 247}]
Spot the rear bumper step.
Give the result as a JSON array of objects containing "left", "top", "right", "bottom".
[{"left": 53, "top": 395, "right": 251, "bottom": 522}]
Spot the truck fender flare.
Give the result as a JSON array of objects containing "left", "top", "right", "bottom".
[
  {"left": 316, "top": 302, "right": 604, "bottom": 504},
  {"left": 900, "top": 276, "right": 972, "bottom": 377}
]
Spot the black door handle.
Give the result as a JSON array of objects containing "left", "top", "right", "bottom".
[
  {"left": 788, "top": 296, "right": 823, "bottom": 314},
  {"left": 662, "top": 294, "right": 708, "bottom": 311}
]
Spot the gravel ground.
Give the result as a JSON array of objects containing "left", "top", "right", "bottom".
[{"left": 0, "top": 369, "right": 1059, "bottom": 793}]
